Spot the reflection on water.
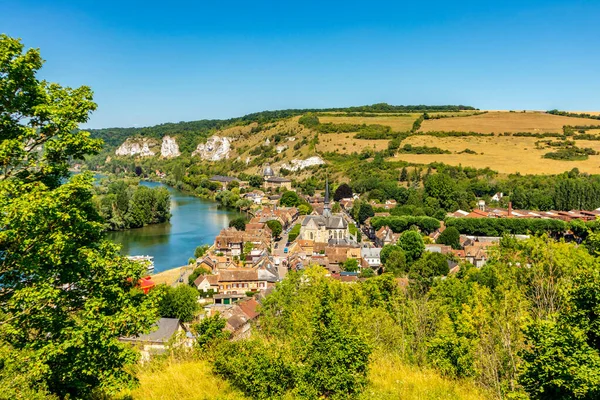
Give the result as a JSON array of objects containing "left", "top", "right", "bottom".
[{"left": 106, "top": 181, "right": 239, "bottom": 272}]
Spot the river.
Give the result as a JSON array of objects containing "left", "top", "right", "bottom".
[{"left": 106, "top": 181, "right": 239, "bottom": 272}]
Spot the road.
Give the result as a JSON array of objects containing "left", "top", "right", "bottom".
[{"left": 272, "top": 229, "right": 290, "bottom": 257}]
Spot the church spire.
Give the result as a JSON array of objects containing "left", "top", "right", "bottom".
[{"left": 323, "top": 177, "right": 331, "bottom": 218}]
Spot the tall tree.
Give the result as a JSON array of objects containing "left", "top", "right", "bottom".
[
  {"left": 333, "top": 183, "right": 353, "bottom": 201},
  {"left": 0, "top": 35, "right": 160, "bottom": 398}
]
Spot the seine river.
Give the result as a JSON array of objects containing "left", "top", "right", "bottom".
[{"left": 106, "top": 181, "right": 239, "bottom": 272}]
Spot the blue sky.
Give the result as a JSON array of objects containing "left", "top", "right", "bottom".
[{"left": 2, "top": 0, "right": 599, "bottom": 128}]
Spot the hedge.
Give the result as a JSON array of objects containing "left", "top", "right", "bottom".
[
  {"left": 445, "top": 217, "right": 568, "bottom": 236},
  {"left": 370, "top": 216, "right": 440, "bottom": 234}
]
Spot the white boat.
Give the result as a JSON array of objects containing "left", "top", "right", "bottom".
[{"left": 127, "top": 255, "right": 155, "bottom": 274}]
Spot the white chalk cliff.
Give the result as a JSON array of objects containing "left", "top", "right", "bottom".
[
  {"left": 281, "top": 156, "right": 325, "bottom": 171},
  {"left": 192, "top": 135, "right": 231, "bottom": 161},
  {"left": 161, "top": 135, "right": 181, "bottom": 158},
  {"left": 115, "top": 138, "right": 158, "bottom": 157}
]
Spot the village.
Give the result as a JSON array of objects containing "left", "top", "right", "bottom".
[{"left": 125, "top": 165, "right": 600, "bottom": 359}]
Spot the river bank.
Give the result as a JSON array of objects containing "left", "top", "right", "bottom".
[{"left": 106, "top": 181, "right": 240, "bottom": 272}]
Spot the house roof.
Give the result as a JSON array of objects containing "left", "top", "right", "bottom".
[
  {"left": 265, "top": 176, "right": 291, "bottom": 183},
  {"left": 210, "top": 175, "right": 239, "bottom": 183},
  {"left": 123, "top": 318, "right": 180, "bottom": 344}
]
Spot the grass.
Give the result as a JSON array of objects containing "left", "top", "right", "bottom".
[
  {"left": 122, "top": 353, "right": 489, "bottom": 400},
  {"left": 419, "top": 111, "right": 600, "bottom": 133},
  {"left": 317, "top": 133, "right": 390, "bottom": 154},
  {"left": 349, "top": 223, "right": 358, "bottom": 236},
  {"left": 124, "top": 359, "right": 247, "bottom": 400},
  {"left": 359, "top": 353, "right": 490, "bottom": 400},
  {"left": 318, "top": 115, "right": 419, "bottom": 132},
  {"left": 392, "top": 135, "right": 600, "bottom": 174}
]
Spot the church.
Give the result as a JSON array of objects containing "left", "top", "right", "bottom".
[{"left": 299, "top": 180, "right": 350, "bottom": 244}]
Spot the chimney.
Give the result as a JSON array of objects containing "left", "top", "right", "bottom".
[{"left": 508, "top": 201, "right": 512, "bottom": 217}]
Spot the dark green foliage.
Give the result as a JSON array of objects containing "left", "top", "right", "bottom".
[
  {"left": 94, "top": 179, "right": 171, "bottom": 230},
  {"left": 229, "top": 216, "right": 247, "bottom": 231},
  {"left": 411, "top": 113, "right": 425, "bottom": 132},
  {"left": 398, "top": 230, "right": 425, "bottom": 264},
  {"left": 398, "top": 144, "right": 451, "bottom": 154},
  {"left": 194, "top": 244, "right": 210, "bottom": 259},
  {"left": 333, "top": 183, "right": 353, "bottom": 201},
  {"left": 543, "top": 147, "right": 597, "bottom": 161},
  {"left": 193, "top": 314, "right": 230, "bottom": 350},
  {"left": 548, "top": 109, "right": 600, "bottom": 121},
  {"left": 279, "top": 190, "right": 303, "bottom": 207},
  {"left": 158, "top": 285, "right": 200, "bottom": 322},
  {"left": 288, "top": 224, "right": 301, "bottom": 242},
  {"left": 248, "top": 175, "right": 263, "bottom": 188},
  {"left": 214, "top": 339, "right": 295, "bottom": 399},
  {"left": 357, "top": 203, "right": 374, "bottom": 224},
  {"left": 266, "top": 219, "right": 283, "bottom": 238},
  {"left": 446, "top": 217, "right": 567, "bottom": 236},
  {"left": 298, "top": 287, "right": 371, "bottom": 399},
  {"left": 188, "top": 266, "right": 211, "bottom": 286},
  {"left": 380, "top": 245, "right": 408, "bottom": 276},
  {"left": 437, "top": 226, "right": 461, "bottom": 249},
  {"left": 410, "top": 252, "right": 450, "bottom": 279},
  {"left": 342, "top": 258, "right": 359, "bottom": 272},
  {"left": 371, "top": 216, "right": 440, "bottom": 234}
]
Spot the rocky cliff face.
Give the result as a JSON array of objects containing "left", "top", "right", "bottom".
[
  {"left": 161, "top": 135, "right": 181, "bottom": 158},
  {"left": 192, "top": 135, "right": 231, "bottom": 161},
  {"left": 115, "top": 138, "right": 158, "bottom": 157},
  {"left": 281, "top": 156, "right": 325, "bottom": 171}
]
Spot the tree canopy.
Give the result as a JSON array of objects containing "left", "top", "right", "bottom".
[{"left": 0, "top": 34, "right": 160, "bottom": 398}]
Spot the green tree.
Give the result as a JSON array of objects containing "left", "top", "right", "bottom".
[
  {"left": 266, "top": 220, "right": 283, "bottom": 238},
  {"left": 193, "top": 314, "right": 230, "bottom": 350},
  {"left": 299, "top": 286, "right": 371, "bottom": 398},
  {"left": 280, "top": 190, "right": 302, "bottom": 207},
  {"left": 334, "top": 183, "right": 353, "bottom": 201},
  {"left": 380, "top": 245, "right": 408, "bottom": 276},
  {"left": 357, "top": 203, "right": 375, "bottom": 224},
  {"left": 398, "top": 230, "right": 425, "bottom": 264},
  {"left": 159, "top": 285, "right": 200, "bottom": 322},
  {"left": 400, "top": 167, "right": 408, "bottom": 182},
  {"left": 194, "top": 244, "right": 210, "bottom": 259},
  {"left": 342, "top": 258, "right": 359, "bottom": 272},
  {"left": 248, "top": 175, "right": 263, "bottom": 188},
  {"left": 188, "top": 266, "right": 211, "bottom": 286},
  {"left": 229, "top": 216, "right": 247, "bottom": 231},
  {"left": 437, "top": 226, "right": 461, "bottom": 249},
  {"left": 0, "top": 34, "right": 159, "bottom": 398}
]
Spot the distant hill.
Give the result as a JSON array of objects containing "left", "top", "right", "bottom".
[{"left": 88, "top": 104, "right": 478, "bottom": 152}]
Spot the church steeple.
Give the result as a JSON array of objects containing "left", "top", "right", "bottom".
[{"left": 323, "top": 177, "right": 331, "bottom": 218}]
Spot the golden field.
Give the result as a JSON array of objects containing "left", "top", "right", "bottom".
[
  {"left": 317, "top": 133, "right": 390, "bottom": 154},
  {"left": 121, "top": 354, "right": 490, "bottom": 400},
  {"left": 318, "top": 114, "right": 418, "bottom": 131},
  {"left": 202, "top": 111, "right": 600, "bottom": 176},
  {"left": 393, "top": 135, "right": 600, "bottom": 174},
  {"left": 419, "top": 111, "right": 600, "bottom": 133}
]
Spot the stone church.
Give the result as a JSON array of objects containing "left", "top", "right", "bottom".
[{"left": 299, "top": 180, "right": 350, "bottom": 244}]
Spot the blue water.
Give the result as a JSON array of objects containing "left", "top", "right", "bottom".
[{"left": 106, "top": 181, "right": 238, "bottom": 272}]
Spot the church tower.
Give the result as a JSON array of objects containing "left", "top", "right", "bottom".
[{"left": 323, "top": 177, "right": 332, "bottom": 218}]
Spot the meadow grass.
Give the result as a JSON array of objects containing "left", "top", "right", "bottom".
[
  {"left": 393, "top": 135, "right": 600, "bottom": 174},
  {"left": 419, "top": 111, "right": 600, "bottom": 133},
  {"left": 122, "top": 353, "right": 489, "bottom": 400}
]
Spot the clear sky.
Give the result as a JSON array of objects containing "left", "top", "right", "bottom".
[{"left": 2, "top": 0, "right": 599, "bottom": 128}]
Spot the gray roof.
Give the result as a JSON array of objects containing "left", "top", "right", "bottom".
[
  {"left": 361, "top": 247, "right": 381, "bottom": 258},
  {"left": 301, "top": 214, "right": 348, "bottom": 229},
  {"left": 122, "top": 318, "right": 180, "bottom": 344},
  {"left": 265, "top": 176, "right": 291, "bottom": 183},
  {"left": 210, "top": 175, "right": 239, "bottom": 183}
]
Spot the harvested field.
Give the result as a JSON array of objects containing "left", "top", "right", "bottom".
[
  {"left": 419, "top": 111, "right": 600, "bottom": 134},
  {"left": 318, "top": 115, "right": 418, "bottom": 132},
  {"left": 317, "top": 133, "right": 390, "bottom": 154},
  {"left": 392, "top": 135, "right": 600, "bottom": 174}
]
